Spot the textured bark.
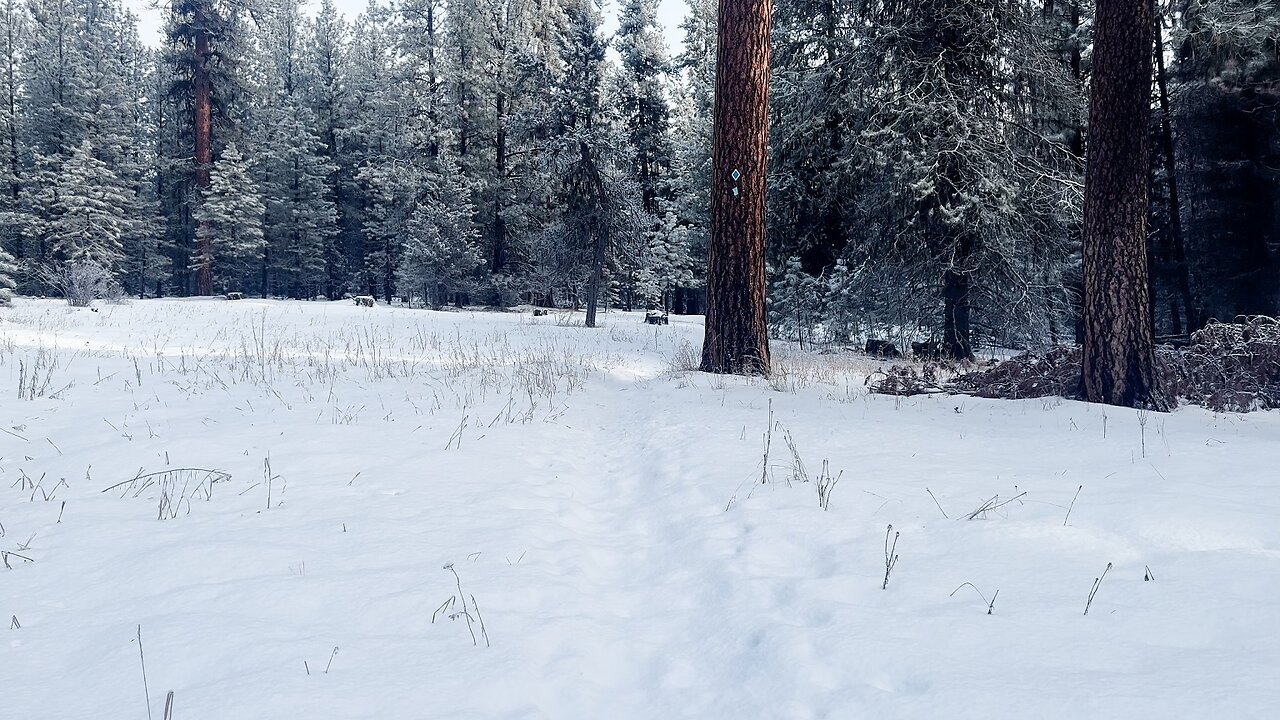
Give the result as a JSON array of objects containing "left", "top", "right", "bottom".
[
  {"left": 193, "top": 7, "right": 213, "bottom": 296},
  {"left": 700, "top": 0, "right": 771, "bottom": 376},
  {"left": 1081, "top": 0, "right": 1160, "bottom": 408}
]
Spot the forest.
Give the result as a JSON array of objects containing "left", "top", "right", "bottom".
[{"left": 0, "top": 0, "right": 1275, "bottom": 362}]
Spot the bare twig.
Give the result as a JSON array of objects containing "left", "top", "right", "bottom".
[
  {"left": 882, "top": 524, "right": 900, "bottom": 590},
  {"left": 760, "top": 399, "right": 773, "bottom": 485},
  {"left": 445, "top": 563, "right": 477, "bottom": 646},
  {"left": 816, "top": 461, "right": 842, "bottom": 511},
  {"left": 1084, "top": 562, "right": 1113, "bottom": 616},
  {"left": 1063, "top": 485, "right": 1083, "bottom": 526},
  {"left": 926, "top": 488, "right": 948, "bottom": 519},
  {"left": 471, "top": 594, "right": 491, "bottom": 648},
  {"left": 950, "top": 582, "right": 999, "bottom": 614},
  {"left": 137, "top": 625, "right": 153, "bottom": 720},
  {"left": 964, "top": 492, "right": 1027, "bottom": 520}
]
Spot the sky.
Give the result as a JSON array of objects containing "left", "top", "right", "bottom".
[{"left": 127, "top": 0, "right": 690, "bottom": 52}]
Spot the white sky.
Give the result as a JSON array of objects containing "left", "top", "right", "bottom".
[{"left": 127, "top": 0, "right": 690, "bottom": 53}]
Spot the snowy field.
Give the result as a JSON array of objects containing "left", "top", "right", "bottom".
[{"left": 2, "top": 298, "right": 1279, "bottom": 719}]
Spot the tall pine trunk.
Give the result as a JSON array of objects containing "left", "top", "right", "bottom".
[
  {"left": 1081, "top": 0, "right": 1160, "bottom": 408},
  {"left": 193, "top": 8, "right": 213, "bottom": 296},
  {"left": 700, "top": 0, "right": 771, "bottom": 376}
]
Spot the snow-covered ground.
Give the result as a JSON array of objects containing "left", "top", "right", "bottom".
[{"left": 2, "top": 298, "right": 1278, "bottom": 719}]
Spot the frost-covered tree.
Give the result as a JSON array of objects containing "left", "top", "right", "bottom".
[
  {"left": 0, "top": 240, "right": 15, "bottom": 303},
  {"left": 396, "top": 150, "right": 483, "bottom": 305},
  {"left": 250, "top": 0, "right": 339, "bottom": 298},
  {"left": 163, "top": 0, "right": 250, "bottom": 295},
  {"left": 666, "top": 0, "right": 715, "bottom": 313},
  {"left": 47, "top": 140, "right": 131, "bottom": 272},
  {"left": 536, "top": 0, "right": 644, "bottom": 326},
  {"left": 616, "top": 0, "right": 671, "bottom": 214},
  {"left": 307, "top": 0, "right": 362, "bottom": 297},
  {"left": 194, "top": 142, "right": 264, "bottom": 292},
  {"left": 446, "top": 0, "right": 560, "bottom": 293},
  {"left": 832, "top": 0, "right": 1080, "bottom": 358},
  {"left": 0, "top": 0, "right": 24, "bottom": 266}
]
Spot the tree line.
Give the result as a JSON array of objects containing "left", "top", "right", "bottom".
[{"left": 0, "top": 0, "right": 1274, "bottom": 358}]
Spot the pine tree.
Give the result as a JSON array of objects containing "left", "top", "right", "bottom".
[
  {"left": 1080, "top": 0, "right": 1160, "bottom": 408},
  {"left": 307, "top": 0, "right": 361, "bottom": 298},
  {"left": 0, "top": 239, "right": 15, "bottom": 304},
  {"left": 666, "top": 0, "right": 716, "bottom": 313},
  {"left": 616, "top": 0, "right": 671, "bottom": 214},
  {"left": 446, "top": 0, "right": 555, "bottom": 290},
  {"left": 251, "top": 0, "right": 339, "bottom": 299},
  {"left": 837, "top": 0, "right": 1079, "bottom": 357},
  {"left": 537, "top": 0, "right": 644, "bottom": 327},
  {"left": 194, "top": 142, "right": 264, "bottom": 292},
  {"left": 0, "top": 0, "right": 25, "bottom": 265},
  {"left": 164, "top": 0, "right": 249, "bottom": 295},
  {"left": 47, "top": 140, "right": 132, "bottom": 272},
  {"left": 701, "top": 0, "right": 772, "bottom": 374},
  {"left": 768, "top": 0, "right": 858, "bottom": 280},
  {"left": 1171, "top": 0, "right": 1280, "bottom": 320},
  {"left": 345, "top": 0, "right": 399, "bottom": 298},
  {"left": 396, "top": 150, "right": 482, "bottom": 306}
]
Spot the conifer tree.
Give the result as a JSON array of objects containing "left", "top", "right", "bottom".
[
  {"left": 701, "top": 0, "right": 773, "bottom": 374},
  {"left": 47, "top": 140, "right": 131, "bottom": 272},
  {"left": 194, "top": 142, "right": 264, "bottom": 292},
  {"left": 0, "top": 240, "right": 15, "bottom": 304}
]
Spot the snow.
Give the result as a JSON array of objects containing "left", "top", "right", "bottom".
[{"left": 3, "top": 298, "right": 1279, "bottom": 718}]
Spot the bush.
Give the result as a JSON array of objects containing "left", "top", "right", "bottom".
[
  {"left": 1163, "top": 317, "right": 1280, "bottom": 412},
  {"left": 48, "top": 260, "right": 121, "bottom": 307},
  {"left": 928, "top": 316, "right": 1280, "bottom": 412}
]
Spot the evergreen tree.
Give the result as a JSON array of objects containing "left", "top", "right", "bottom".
[
  {"left": 702, "top": 0, "right": 772, "bottom": 374},
  {"left": 0, "top": 0, "right": 25, "bottom": 266},
  {"left": 666, "top": 0, "right": 716, "bottom": 313},
  {"left": 308, "top": 0, "right": 361, "bottom": 297},
  {"left": 47, "top": 140, "right": 131, "bottom": 271},
  {"left": 250, "top": 0, "right": 339, "bottom": 298},
  {"left": 396, "top": 150, "right": 483, "bottom": 306},
  {"left": 0, "top": 239, "right": 15, "bottom": 303},
  {"left": 164, "top": 0, "right": 249, "bottom": 295},
  {"left": 838, "top": 0, "right": 1079, "bottom": 357},
  {"left": 1171, "top": 0, "right": 1280, "bottom": 319},
  {"left": 194, "top": 142, "right": 264, "bottom": 292},
  {"left": 1081, "top": 0, "right": 1159, "bottom": 408},
  {"left": 615, "top": 0, "right": 671, "bottom": 214},
  {"left": 536, "top": 0, "right": 644, "bottom": 327},
  {"left": 345, "top": 0, "right": 400, "bottom": 298}
]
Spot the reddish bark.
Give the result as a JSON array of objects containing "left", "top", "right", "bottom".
[{"left": 700, "top": 0, "right": 772, "bottom": 376}]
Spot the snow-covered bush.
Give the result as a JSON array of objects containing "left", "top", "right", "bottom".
[
  {"left": 48, "top": 260, "right": 121, "bottom": 307},
  {"left": 0, "top": 243, "right": 16, "bottom": 306}
]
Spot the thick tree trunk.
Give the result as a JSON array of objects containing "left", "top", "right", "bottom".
[
  {"left": 700, "top": 0, "right": 771, "bottom": 376},
  {"left": 193, "top": 10, "right": 213, "bottom": 296},
  {"left": 1081, "top": 0, "right": 1161, "bottom": 408}
]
